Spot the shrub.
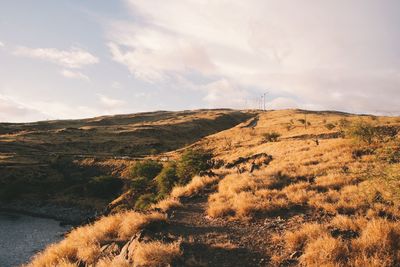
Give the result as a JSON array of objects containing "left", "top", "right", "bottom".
[
  {"left": 285, "top": 123, "right": 294, "bottom": 131},
  {"left": 325, "top": 123, "right": 336, "bottom": 130},
  {"left": 86, "top": 176, "right": 123, "bottom": 198},
  {"left": 129, "top": 176, "right": 151, "bottom": 193},
  {"left": 176, "top": 149, "right": 212, "bottom": 184},
  {"left": 134, "top": 193, "right": 157, "bottom": 210},
  {"left": 339, "top": 118, "right": 350, "bottom": 128},
  {"left": 387, "top": 148, "right": 400, "bottom": 164},
  {"left": 155, "top": 162, "right": 179, "bottom": 195},
  {"left": 132, "top": 241, "right": 182, "bottom": 266},
  {"left": 298, "top": 119, "right": 306, "bottom": 124},
  {"left": 262, "top": 132, "right": 281, "bottom": 142},
  {"left": 377, "top": 165, "right": 400, "bottom": 203},
  {"left": 347, "top": 121, "right": 377, "bottom": 144},
  {"left": 130, "top": 160, "right": 163, "bottom": 181}
]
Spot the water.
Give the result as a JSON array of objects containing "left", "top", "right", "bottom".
[{"left": 0, "top": 212, "right": 71, "bottom": 267}]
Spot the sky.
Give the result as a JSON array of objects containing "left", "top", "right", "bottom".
[{"left": 1, "top": 1, "right": 400, "bottom": 122}]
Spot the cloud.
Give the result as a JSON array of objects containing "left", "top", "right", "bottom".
[
  {"left": 0, "top": 92, "right": 101, "bottom": 122},
  {"left": 0, "top": 94, "right": 48, "bottom": 122},
  {"left": 60, "top": 69, "right": 90, "bottom": 82},
  {"left": 98, "top": 94, "right": 126, "bottom": 110},
  {"left": 202, "top": 79, "right": 248, "bottom": 108},
  {"left": 13, "top": 46, "right": 99, "bottom": 68},
  {"left": 106, "top": 0, "right": 400, "bottom": 114},
  {"left": 0, "top": 41, "right": 4, "bottom": 47},
  {"left": 111, "top": 81, "right": 122, "bottom": 89},
  {"left": 266, "top": 97, "right": 300, "bottom": 110}
]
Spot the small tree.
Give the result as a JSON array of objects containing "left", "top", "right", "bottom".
[
  {"left": 176, "top": 149, "right": 212, "bottom": 184},
  {"left": 347, "top": 122, "right": 377, "bottom": 144},
  {"left": 325, "top": 123, "right": 336, "bottom": 130},
  {"left": 129, "top": 176, "right": 151, "bottom": 192},
  {"left": 262, "top": 132, "right": 281, "bottom": 142},
  {"left": 134, "top": 193, "right": 157, "bottom": 210},
  {"left": 130, "top": 160, "right": 163, "bottom": 181},
  {"left": 155, "top": 162, "right": 179, "bottom": 195}
]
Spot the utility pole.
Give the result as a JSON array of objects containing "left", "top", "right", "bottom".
[
  {"left": 304, "top": 113, "right": 307, "bottom": 129},
  {"left": 263, "top": 91, "right": 268, "bottom": 111}
]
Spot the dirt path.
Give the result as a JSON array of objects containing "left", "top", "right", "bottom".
[
  {"left": 168, "top": 196, "right": 264, "bottom": 266},
  {"left": 160, "top": 181, "right": 278, "bottom": 266},
  {"left": 158, "top": 176, "right": 329, "bottom": 267}
]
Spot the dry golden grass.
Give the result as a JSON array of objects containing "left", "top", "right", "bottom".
[
  {"left": 96, "top": 256, "right": 131, "bottom": 267},
  {"left": 55, "top": 259, "right": 79, "bottom": 267},
  {"left": 351, "top": 219, "right": 400, "bottom": 266},
  {"left": 211, "top": 241, "right": 238, "bottom": 250},
  {"left": 202, "top": 110, "right": 400, "bottom": 219},
  {"left": 196, "top": 110, "right": 400, "bottom": 264},
  {"left": 329, "top": 215, "right": 367, "bottom": 232},
  {"left": 152, "top": 197, "right": 182, "bottom": 212},
  {"left": 280, "top": 217, "right": 400, "bottom": 267},
  {"left": 300, "top": 234, "right": 348, "bottom": 266},
  {"left": 27, "top": 211, "right": 165, "bottom": 267},
  {"left": 130, "top": 241, "right": 182, "bottom": 266},
  {"left": 283, "top": 223, "right": 327, "bottom": 252},
  {"left": 171, "top": 175, "right": 219, "bottom": 199}
]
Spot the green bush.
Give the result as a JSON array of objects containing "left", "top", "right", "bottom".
[
  {"left": 262, "top": 132, "right": 281, "bottom": 142},
  {"left": 155, "top": 162, "right": 179, "bottom": 195},
  {"left": 134, "top": 193, "right": 157, "bottom": 210},
  {"left": 86, "top": 175, "right": 123, "bottom": 198},
  {"left": 347, "top": 122, "right": 377, "bottom": 144},
  {"left": 130, "top": 160, "right": 163, "bottom": 181},
  {"left": 129, "top": 176, "right": 152, "bottom": 192},
  {"left": 176, "top": 149, "right": 212, "bottom": 184}
]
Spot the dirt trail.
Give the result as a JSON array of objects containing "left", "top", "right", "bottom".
[
  {"left": 158, "top": 175, "right": 328, "bottom": 267},
  {"left": 159, "top": 180, "right": 274, "bottom": 266}
]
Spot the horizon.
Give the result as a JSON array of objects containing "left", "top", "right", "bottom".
[
  {"left": 1, "top": 1, "right": 400, "bottom": 122},
  {"left": 0, "top": 107, "right": 395, "bottom": 124}
]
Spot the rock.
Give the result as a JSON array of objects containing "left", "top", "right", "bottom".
[
  {"left": 117, "top": 231, "right": 146, "bottom": 261},
  {"left": 100, "top": 242, "right": 121, "bottom": 256}
]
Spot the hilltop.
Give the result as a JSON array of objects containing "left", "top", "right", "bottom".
[{"left": 11, "top": 109, "right": 400, "bottom": 266}]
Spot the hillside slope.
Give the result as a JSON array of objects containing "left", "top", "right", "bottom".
[
  {"left": 0, "top": 109, "right": 253, "bottom": 221},
  {"left": 27, "top": 109, "right": 400, "bottom": 266}
]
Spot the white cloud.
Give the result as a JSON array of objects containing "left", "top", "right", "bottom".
[
  {"left": 60, "top": 69, "right": 90, "bottom": 82},
  {"left": 98, "top": 94, "right": 126, "bottom": 110},
  {"left": 266, "top": 97, "right": 300, "bottom": 110},
  {"left": 106, "top": 0, "right": 400, "bottom": 114},
  {"left": 0, "top": 92, "right": 101, "bottom": 122},
  {"left": 111, "top": 81, "right": 122, "bottom": 89},
  {"left": 13, "top": 46, "right": 99, "bottom": 68},
  {"left": 0, "top": 94, "right": 48, "bottom": 122},
  {"left": 0, "top": 41, "right": 4, "bottom": 47},
  {"left": 202, "top": 79, "right": 248, "bottom": 108}
]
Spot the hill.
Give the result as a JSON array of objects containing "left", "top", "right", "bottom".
[
  {"left": 0, "top": 109, "right": 253, "bottom": 222},
  {"left": 18, "top": 109, "right": 400, "bottom": 266}
]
